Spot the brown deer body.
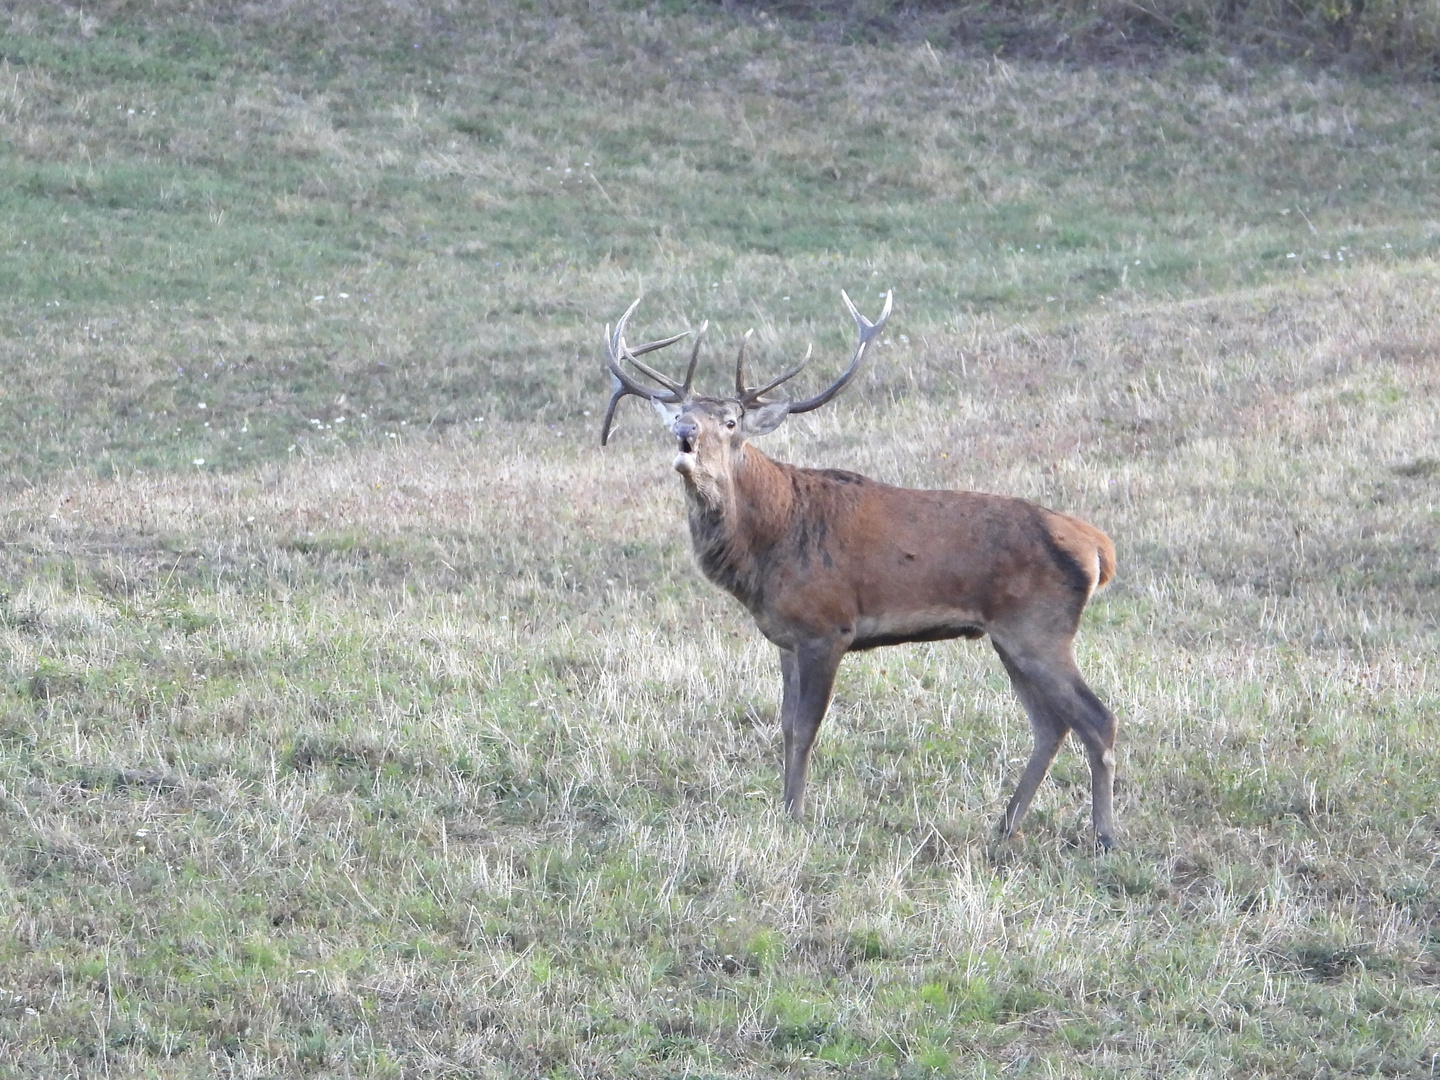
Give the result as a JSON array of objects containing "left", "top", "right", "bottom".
[{"left": 601, "top": 292, "right": 1120, "bottom": 848}]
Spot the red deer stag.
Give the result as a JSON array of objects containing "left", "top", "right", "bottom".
[{"left": 600, "top": 292, "right": 1120, "bottom": 849}]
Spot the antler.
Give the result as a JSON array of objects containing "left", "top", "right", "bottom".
[
  {"left": 600, "top": 290, "right": 893, "bottom": 443},
  {"left": 733, "top": 329, "right": 754, "bottom": 397},
  {"left": 734, "top": 290, "right": 892, "bottom": 413},
  {"left": 599, "top": 298, "right": 702, "bottom": 445},
  {"left": 783, "top": 289, "right": 892, "bottom": 415},
  {"left": 740, "top": 343, "right": 814, "bottom": 405},
  {"left": 736, "top": 290, "right": 891, "bottom": 408}
]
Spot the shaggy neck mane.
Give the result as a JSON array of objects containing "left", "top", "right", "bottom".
[{"left": 683, "top": 446, "right": 795, "bottom": 607}]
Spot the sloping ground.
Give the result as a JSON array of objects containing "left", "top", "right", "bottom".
[{"left": 3, "top": 2, "right": 1438, "bottom": 486}]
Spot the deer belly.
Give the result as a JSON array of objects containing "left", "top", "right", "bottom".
[{"left": 850, "top": 608, "right": 986, "bottom": 651}]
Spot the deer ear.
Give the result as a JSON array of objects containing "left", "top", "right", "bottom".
[
  {"left": 651, "top": 399, "right": 683, "bottom": 427},
  {"left": 742, "top": 401, "right": 791, "bottom": 437}
]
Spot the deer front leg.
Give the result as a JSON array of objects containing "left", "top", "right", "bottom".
[{"left": 780, "top": 639, "right": 845, "bottom": 820}]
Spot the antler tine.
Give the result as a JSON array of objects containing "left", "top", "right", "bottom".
[
  {"left": 742, "top": 343, "right": 813, "bottom": 404},
  {"left": 601, "top": 353, "right": 676, "bottom": 446},
  {"left": 625, "top": 328, "right": 694, "bottom": 393},
  {"left": 599, "top": 299, "right": 692, "bottom": 445},
  {"left": 599, "top": 366, "right": 629, "bottom": 448},
  {"left": 784, "top": 289, "right": 893, "bottom": 415},
  {"left": 607, "top": 297, "right": 642, "bottom": 366},
  {"left": 734, "top": 328, "right": 755, "bottom": 396},
  {"left": 681, "top": 320, "right": 707, "bottom": 396},
  {"left": 611, "top": 297, "right": 690, "bottom": 393},
  {"left": 628, "top": 332, "right": 691, "bottom": 358}
]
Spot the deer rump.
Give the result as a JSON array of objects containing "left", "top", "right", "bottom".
[{"left": 601, "top": 291, "right": 1121, "bottom": 849}]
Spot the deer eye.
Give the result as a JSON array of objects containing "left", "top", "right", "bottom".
[{"left": 725, "top": 419, "right": 737, "bottom": 429}]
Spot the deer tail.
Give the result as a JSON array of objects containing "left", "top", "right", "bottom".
[{"left": 1093, "top": 529, "right": 1116, "bottom": 592}]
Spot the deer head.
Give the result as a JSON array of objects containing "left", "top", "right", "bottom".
[{"left": 600, "top": 291, "right": 893, "bottom": 500}]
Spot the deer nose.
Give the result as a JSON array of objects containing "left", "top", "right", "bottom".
[{"left": 673, "top": 418, "right": 699, "bottom": 445}]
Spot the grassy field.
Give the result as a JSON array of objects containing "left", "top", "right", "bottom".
[{"left": 2, "top": 1, "right": 1439, "bottom": 1076}]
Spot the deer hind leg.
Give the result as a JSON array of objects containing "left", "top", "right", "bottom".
[
  {"left": 991, "top": 639, "right": 1119, "bottom": 850},
  {"left": 1066, "top": 678, "right": 1119, "bottom": 849},
  {"left": 778, "top": 640, "right": 844, "bottom": 821}
]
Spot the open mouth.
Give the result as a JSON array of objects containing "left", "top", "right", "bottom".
[{"left": 673, "top": 434, "right": 697, "bottom": 474}]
